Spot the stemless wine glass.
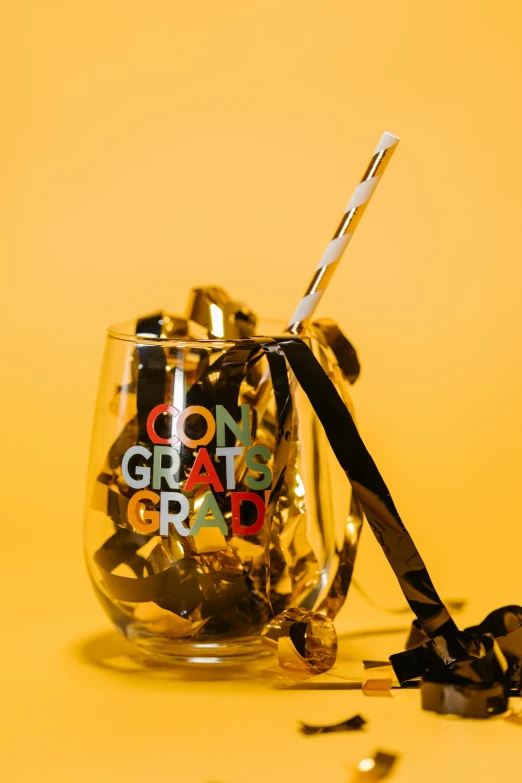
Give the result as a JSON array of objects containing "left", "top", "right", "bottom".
[{"left": 84, "top": 320, "right": 363, "bottom": 662}]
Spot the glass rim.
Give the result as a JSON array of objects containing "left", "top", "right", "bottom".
[{"left": 107, "top": 319, "right": 286, "bottom": 347}]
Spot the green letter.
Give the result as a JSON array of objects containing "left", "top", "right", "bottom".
[
  {"left": 189, "top": 491, "right": 228, "bottom": 536},
  {"left": 216, "top": 404, "right": 251, "bottom": 448},
  {"left": 246, "top": 445, "right": 272, "bottom": 490},
  {"left": 152, "top": 446, "right": 180, "bottom": 490}
]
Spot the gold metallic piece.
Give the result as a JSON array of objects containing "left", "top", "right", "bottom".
[
  {"left": 361, "top": 149, "right": 387, "bottom": 181},
  {"left": 304, "top": 260, "right": 340, "bottom": 296},
  {"left": 333, "top": 203, "right": 366, "bottom": 238},
  {"left": 261, "top": 608, "right": 338, "bottom": 674}
]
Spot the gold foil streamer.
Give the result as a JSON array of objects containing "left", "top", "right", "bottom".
[
  {"left": 261, "top": 608, "right": 338, "bottom": 674},
  {"left": 351, "top": 750, "right": 398, "bottom": 782},
  {"left": 133, "top": 603, "right": 209, "bottom": 637},
  {"left": 362, "top": 661, "right": 393, "bottom": 694},
  {"left": 186, "top": 285, "right": 257, "bottom": 339}
]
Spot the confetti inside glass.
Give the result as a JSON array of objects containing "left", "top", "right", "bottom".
[{"left": 84, "top": 290, "right": 363, "bottom": 662}]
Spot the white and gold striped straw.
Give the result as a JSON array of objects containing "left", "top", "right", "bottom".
[{"left": 287, "top": 132, "right": 400, "bottom": 334}]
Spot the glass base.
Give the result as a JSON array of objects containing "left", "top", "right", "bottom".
[{"left": 125, "top": 624, "right": 271, "bottom": 665}]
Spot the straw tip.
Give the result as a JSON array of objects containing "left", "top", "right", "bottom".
[{"left": 375, "top": 131, "right": 400, "bottom": 153}]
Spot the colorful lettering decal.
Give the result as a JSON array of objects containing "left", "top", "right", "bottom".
[{"left": 121, "top": 404, "right": 273, "bottom": 538}]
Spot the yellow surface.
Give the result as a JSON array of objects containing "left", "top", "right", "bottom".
[{"left": 2, "top": 1, "right": 522, "bottom": 780}]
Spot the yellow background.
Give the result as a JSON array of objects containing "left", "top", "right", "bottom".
[{"left": 2, "top": 1, "right": 522, "bottom": 780}]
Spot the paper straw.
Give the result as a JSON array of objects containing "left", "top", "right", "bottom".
[{"left": 287, "top": 132, "right": 400, "bottom": 334}]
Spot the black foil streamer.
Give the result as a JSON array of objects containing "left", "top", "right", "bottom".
[
  {"left": 466, "top": 605, "right": 522, "bottom": 692},
  {"left": 96, "top": 334, "right": 453, "bottom": 636},
  {"left": 135, "top": 312, "right": 168, "bottom": 443},
  {"left": 213, "top": 337, "right": 519, "bottom": 716},
  {"left": 299, "top": 714, "right": 366, "bottom": 735},
  {"left": 312, "top": 317, "right": 361, "bottom": 384},
  {"left": 394, "top": 605, "right": 522, "bottom": 715},
  {"left": 95, "top": 318, "right": 518, "bottom": 715},
  {"left": 274, "top": 336, "right": 456, "bottom": 639}
]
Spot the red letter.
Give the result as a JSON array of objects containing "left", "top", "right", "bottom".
[
  {"left": 184, "top": 448, "right": 224, "bottom": 492},
  {"left": 147, "top": 404, "right": 179, "bottom": 445},
  {"left": 231, "top": 492, "right": 265, "bottom": 536}
]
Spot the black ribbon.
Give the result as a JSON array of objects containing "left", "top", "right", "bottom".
[
  {"left": 215, "top": 336, "right": 522, "bottom": 715},
  {"left": 97, "top": 325, "right": 521, "bottom": 714},
  {"left": 274, "top": 336, "right": 456, "bottom": 639},
  {"left": 131, "top": 334, "right": 454, "bottom": 633},
  {"left": 390, "top": 605, "right": 522, "bottom": 716}
]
